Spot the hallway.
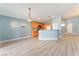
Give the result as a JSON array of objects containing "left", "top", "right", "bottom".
[{"left": 0, "top": 33, "right": 79, "bottom": 56}]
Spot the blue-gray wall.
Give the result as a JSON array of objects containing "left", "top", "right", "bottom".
[
  {"left": 66, "top": 16, "right": 79, "bottom": 34},
  {"left": 52, "top": 16, "right": 65, "bottom": 37},
  {"left": 0, "top": 15, "right": 31, "bottom": 41}
]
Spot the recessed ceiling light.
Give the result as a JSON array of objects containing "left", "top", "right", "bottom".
[
  {"left": 37, "top": 18, "right": 41, "bottom": 19},
  {"left": 52, "top": 16, "right": 55, "bottom": 17},
  {"left": 28, "top": 19, "right": 32, "bottom": 21}
]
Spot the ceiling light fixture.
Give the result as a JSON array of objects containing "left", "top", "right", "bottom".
[
  {"left": 27, "top": 8, "right": 32, "bottom": 22},
  {"left": 37, "top": 18, "right": 41, "bottom": 19}
]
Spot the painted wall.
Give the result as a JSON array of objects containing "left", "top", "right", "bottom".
[
  {"left": 52, "top": 16, "right": 65, "bottom": 37},
  {"left": 0, "top": 15, "right": 31, "bottom": 41},
  {"left": 66, "top": 16, "right": 79, "bottom": 34},
  {"left": 52, "top": 16, "right": 61, "bottom": 30},
  {"left": 51, "top": 16, "right": 66, "bottom": 37}
]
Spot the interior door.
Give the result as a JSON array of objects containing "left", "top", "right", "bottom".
[{"left": 67, "top": 23, "right": 73, "bottom": 33}]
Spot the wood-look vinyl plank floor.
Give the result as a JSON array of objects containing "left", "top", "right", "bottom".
[{"left": 0, "top": 33, "right": 79, "bottom": 56}]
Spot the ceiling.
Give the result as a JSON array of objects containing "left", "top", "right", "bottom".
[
  {"left": 0, "top": 3, "right": 78, "bottom": 22},
  {"left": 63, "top": 4, "right": 79, "bottom": 19}
]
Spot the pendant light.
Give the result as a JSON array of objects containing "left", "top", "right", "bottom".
[{"left": 27, "top": 8, "right": 32, "bottom": 22}]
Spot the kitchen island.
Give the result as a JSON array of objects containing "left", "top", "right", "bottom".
[{"left": 39, "top": 30, "right": 59, "bottom": 40}]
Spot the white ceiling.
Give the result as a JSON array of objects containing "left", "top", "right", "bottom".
[
  {"left": 63, "top": 4, "right": 79, "bottom": 19},
  {"left": 0, "top": 3, "right": 77, "bottom": 21}
]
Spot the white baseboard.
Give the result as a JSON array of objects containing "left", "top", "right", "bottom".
[
  {"left": 64, "top": 32, "right": 79, "bottom": 35},
  {"left": 71, "top": 33, "right": 79, "bottom": 35},
  {"left": 39, "top": 38, "right": 58, "bottom": 40},
  {"left": 0, "top": 36, "right": 32, "bottom": 43}
]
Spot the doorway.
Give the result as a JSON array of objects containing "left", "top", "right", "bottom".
[{"left": 66, "top": 23, "right": 73, "bottom": 33}]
